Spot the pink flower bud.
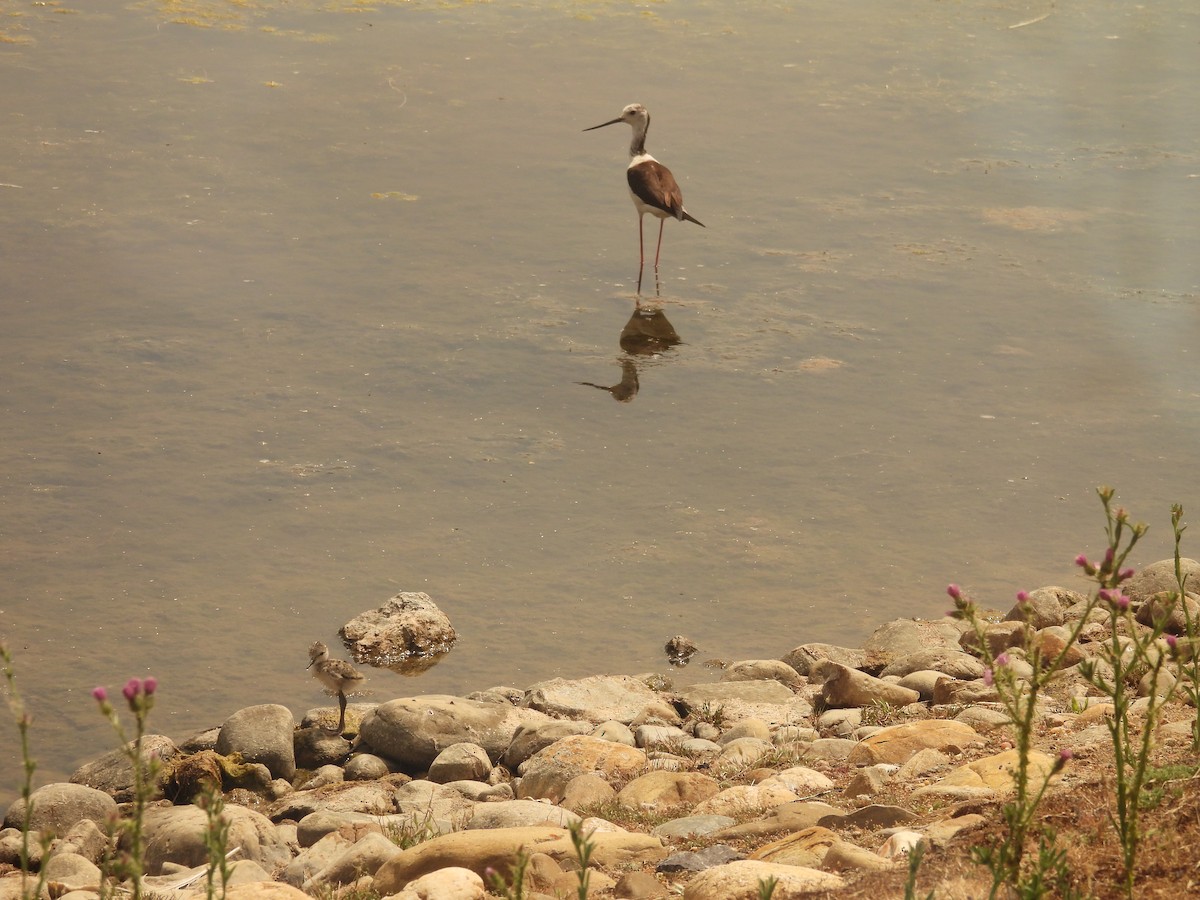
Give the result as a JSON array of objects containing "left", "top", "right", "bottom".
[
  {"left": 1053, "top": 747, "right": 1073, "bottom": 773},
  {"left": 143, "top": 677, "right": 157, "bottom": 696},
  {"left": 1016, "top": 591, "right": 1029, "bottom": 604},
  {"left": 995, "top": 653, "right": 1010, "bottom": 668},
  {"left": 122, "top": 678, "right": 141, "bottom": 702},
  {"left": 1118, "top": 568, "right": 1135, "bottom": 582},
  {"left": 92, "top": 686, "right": 108, "bottom": 703},
  {"left": 946, "top": 584, "right": 962, "bottom": 601},
  {"left": 1103, "top": 591, "right": 1131, "bottom": 611},
  {"left": 1075, "top": 554, "right": 1089, "bottom": 568},
  {"left": 982, "top": 668, "right": 994, "bottom": 687}
]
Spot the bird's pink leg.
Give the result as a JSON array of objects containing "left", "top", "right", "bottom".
[
  {"left": 653, "top": 219, "right": 666, "bottom": 296},
  {"left": 636, "top": 215, "right": 645, "bottom": 295}
]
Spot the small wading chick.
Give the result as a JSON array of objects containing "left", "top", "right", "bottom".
[{"left": 306, "top": 641, "right": 366, "bottom": 734}]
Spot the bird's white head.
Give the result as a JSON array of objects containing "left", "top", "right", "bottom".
[
  {"left": 617, "top": 103, "right": 648, "bottom": 126},
  {"left": 584, "top": 103, "right": 650, "bottom": 134}
]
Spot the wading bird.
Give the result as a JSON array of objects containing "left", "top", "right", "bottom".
[
  {"left": 306, "top": 641, "right": 365, "bottom": 734},
  {"left": 584, "top": 103, "right": 704, "bottom": 296}
]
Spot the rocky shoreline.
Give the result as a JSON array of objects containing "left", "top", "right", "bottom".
[{"left": 4, "top": 563, "right": 1200, "bottom": 900}]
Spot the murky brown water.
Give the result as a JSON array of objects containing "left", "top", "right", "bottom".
[{"left": 2, "top": 0, "right": 1198, "bottom": 802}]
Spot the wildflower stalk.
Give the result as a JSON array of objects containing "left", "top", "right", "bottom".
[
  {"left": 950, "top": 486, "right": 1147, "bottom": 897},
  {"left": 1076, "top": 494, "right": 1179, "bottom": 899},
  {"left": 199, "top": 783, "right": 232, "bottom": 900},
  {"left": 92, "top": 677, "right": 159, "bottom": 900},
  {"left": 1, "top": 644, "right": 51, "bottom": 900},
  {"left": 567, "top": 820, "right": 594, "bottom": 900},
  {"left": 1166, "top": 504, "right": 1200, "bottom": 751},
  {"left": 950, "top": 581, "right": 1085, "bottom": 898}
]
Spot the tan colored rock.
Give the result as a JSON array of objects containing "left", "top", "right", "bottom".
[
  {"left": 843, "top": 765, "right": 889, "bottom": 798},
  {"left": 427, "top": 742, "right": 491, "bottom": 784},
  {"left": 722, "top": 660, "right": 803, "bottom": 689},
  {"left": 1076, "top": 703, "right": 1115, "bottom": 725},
  {"left": 750, "top": 826, "right": 839, "bottom": 867},
  {"left": 880, "top": 649, "right": 985, "bottom": 680},
  {"left": 758, "top": 766, "right": 834, "bottom": 795},
  {"left": 933, "top": 679, "right": 1001, "bottom": 705},
  {"left": 783, "top": 643, "right": 866, "bottom": 676},
  {"left": 2, "top": 783, "right": 118, "bottom": 834},
  {"left": 847, "top": 720, "right": 980, "bottom": 766},
  {"left": 895, "top": 747, "right": 951, "bottom": 779},
  {"left": 1124, "top": 559, "right": 1200, "bottom": 603},
  {"left": 694, "top": 782, "right": 799, "bottom": 817},
  {"left": 388, "top": 865, "right": 485, "bottom": 900},
  {"left": 560, "top": 772, "right": 616, "bottom": 811},
  {"left": 617, "top": 771, "right": 720, "bottom": 810},
  {"left": 927, "top": 748, "right": 1058, "bottom": 794},
  {"left": 818, "top": 664, "right": 921, "bottom": 709},
  {"left": 522, "top": 675, "right": 680, "bottom": 725},
  {"left": 713, "top": 801, "right": 842, "bottom": 839},
  {"left": 1004, "top": 587, "right": 1079, "bottom": 628},
  {"left": 360, "top": 696, "right": 553, "bottom": 771},
  {"left": 925, "top": 813, "right": 987, "bottom": 845},
  {"left": 959, "top": 621, "right": 1027, "bottom": 658},
  {"left": 516, "top": 735, "right": 646, "bottom": 802},
  {"left": 373, "top": 826, "right": 665, "bottom": 893},
  {"left": 879, "top": 831, "right": 925, "bottom": 859},
  {"left": 41, "top": 853, "right": 101, "bottom": 893},
  {"left": 224, "top": 884, "right": 312, "bottom": 900},
  {"left": 896, "top": 669, "right": 951, "bottom": 702},
  {"left": 141, "top": 804, "right": 292, "bottom": 875},
  {"left": 1032, "top": 629, "right": 1086, "bottom": 668},
  {"left": 682, "top": 859, "right": 844, "bottom": 898},
  {"left": 462, "top": 799, "right": 578, "bottom": 830},
  {"left": 716, "top": 718, "right": 772, "bottom": 743},
  {"left": 302, "top": 831, "right": 404, "bottom": 890},
  {"left": 716, "top": 737, "right": 773, "bottom": 769},
  {"left": 823, "top": 839, "right": 896, "bottom": 872},
  {"left": 613, "top": 870, "right": 668, "bottom": 899},
  {"left": 862, "top": 618, "right": 965, "bottom": 670},
  {"left": 952, "top": 706, "right": 1012, "bottom": 733}
]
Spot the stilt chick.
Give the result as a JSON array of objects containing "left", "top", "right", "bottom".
[{"left": 306, "top": 641, "right": 365, "bottom": 734}]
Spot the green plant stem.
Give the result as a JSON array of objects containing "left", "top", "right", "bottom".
[{"left": 2, "top": 644, "right": 52, "bottom": 900}]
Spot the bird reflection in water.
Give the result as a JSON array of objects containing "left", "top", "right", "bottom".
[{"left": 577, "top": 304, "right": 682, "bottom": 403}]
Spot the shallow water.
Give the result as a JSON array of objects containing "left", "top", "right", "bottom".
[{"left": 2, "top": 0, "right": 1198, "bottom": 802}]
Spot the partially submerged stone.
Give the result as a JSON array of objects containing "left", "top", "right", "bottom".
[{"left": 341, "top": 591, "right": 457, "bottom": 670}]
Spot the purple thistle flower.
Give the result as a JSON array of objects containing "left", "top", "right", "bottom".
[
  {"left": 1118, "top": 568, "right": 1135, "bottom": 582},
  {"left": 122, "top": 678, "right": 141, "bottom": 703},
  {"left": 1016, "top": 591, "right": 1030, "bottom": 604},
  {"left": 91, "top": 686, "right": 108, "bottom": 703},
  {"left": 143, "top": 677, "right": 158, "bottom": 696},
  {"left": 995, "top": 652, "right": 1010, "bottom": 668},
  {"left": 946, "top": 584, "right": 962, "bottom": 601},
  {"left": 1060, "top": 748, "right": 1073, "bottom": 762},
  {"left": 1075, "top": 554, "right": 1089, "bottom": 568}
]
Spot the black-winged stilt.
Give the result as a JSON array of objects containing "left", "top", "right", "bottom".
[{"left": 584, "top": 103, "right": 704, "bottom": 296}]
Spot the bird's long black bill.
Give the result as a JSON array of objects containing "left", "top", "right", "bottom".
[{"left": 583, "top": 117, "right": 623, "bottom": 132}]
